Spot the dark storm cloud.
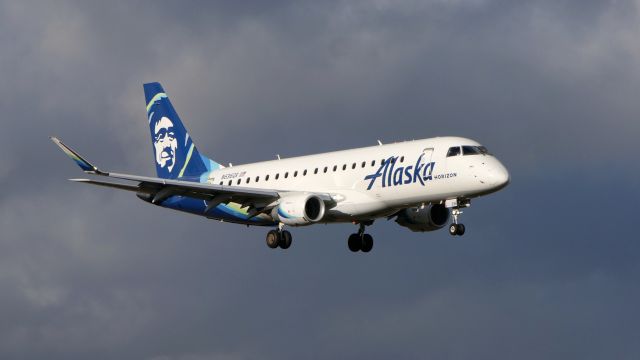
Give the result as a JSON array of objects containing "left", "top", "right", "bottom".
[{"left": 1, "top": 0, "right": 639, "bottom": 359}]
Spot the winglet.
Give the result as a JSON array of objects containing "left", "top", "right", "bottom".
[{"left": 50, "top": 137, "right": 105, "bottom": 174}]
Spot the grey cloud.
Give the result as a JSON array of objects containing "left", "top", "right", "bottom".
[{"left": 1, "top": 0, "right": 639, "bottom": 359}]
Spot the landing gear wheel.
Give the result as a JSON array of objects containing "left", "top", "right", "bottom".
[
  {"left": 348, "top": 233, "right": 361, "bottom": 252},
  {"left": 266, "top": 230, "right": 280, "bottom": 249},
  {"left": 279, "top": 230, "right": 292, "bottom": 249},
  {"left": 361, "top": 234, "right": 374, "bottom": 252},
  {"left": 449, "top": 224, "right": 466, "bottom": 236}
]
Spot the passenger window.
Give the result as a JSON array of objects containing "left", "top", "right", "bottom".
[
  {"left": 303, "top": 169, "right": 307, "bottom": 176},
  {"left": 342, "top": 164, "right": 346, "bottom": 171},
  {"left": 371, "top": 160, "right": 375, "bottom": 167},
  {"left": 447, "top": 146, "right": 461, "bottom": 157},
  {"left": 276, "top": 173, "right": 280, "bottom": 180},
  {"left": 246, "top": 177, "right": 250, "bottom": 184},
  {"left": 333, "top": 165, "right": 337, "bottom": 172},
  {"left": 400, "top": 156, "right": 404, "bottom": 163},
  {"left": 314, "top": 168, "right": 318, "bottom": 174},
  {"left": 255, "top": 176, "right": 259, "bottom": 182},
  {"left": 361, "top": 161, "right": 366, "bottom": 168},
  {"left": 219, "top": 181, "right": 223, "bottom": 185},
  {"left": 462, "top": 145, "right": 481, "bottom": 155},
  {"left": 323, "top": 167, "right": 328, "bottom": 173},
  {"left": 294, "top": 171, "right": 298, "bottom": 177},
  {"left": 237, "top": 179, "right": 241, "bottom": 185},
  {"left": 285, "top": 172, "right": 289, "bottom": 178},
  {"left": 228, "top": 180, "right": 232, "bottom": 186},
  {"left": 266, "top": 174, "right": 270, "bottom": 181}
]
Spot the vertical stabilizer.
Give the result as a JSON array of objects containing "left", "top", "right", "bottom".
[{"left": 144, "top": 82, "right": 222, "bottom": 181}]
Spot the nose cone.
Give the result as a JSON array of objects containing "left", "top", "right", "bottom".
[{"left": 489, "top": 161, "right": 510, "bottom": 189}]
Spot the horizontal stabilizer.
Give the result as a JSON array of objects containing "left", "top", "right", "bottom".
[{"left": 70, "top": 178, "right": 143, "bottom": 193}]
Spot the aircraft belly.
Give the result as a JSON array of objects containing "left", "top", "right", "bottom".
[{"left": 329, "top": 201, "right": 387, "bottom": 216}]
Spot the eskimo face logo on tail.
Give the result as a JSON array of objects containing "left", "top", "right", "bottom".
[
  {"left": 153, "top": 116, "right": 178, "bottom": 173},
  {"left": 364, "top": 154, "right": 435, "bottom": 190}
]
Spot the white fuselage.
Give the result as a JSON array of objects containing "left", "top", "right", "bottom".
[{"left": 204, "top": 136, "right": 509, "bottom": 223}]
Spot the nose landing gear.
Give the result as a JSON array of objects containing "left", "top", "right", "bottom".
[
  {"left": 448, "top": 208, "right": 466, "bottom": 236},
  {"left": 446, "top": 199, "right": 469, "bottom": 236}
]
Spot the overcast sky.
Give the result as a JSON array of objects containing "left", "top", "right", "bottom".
[{"left": 1, "top": 1, "right": 639, "bottom": 359}]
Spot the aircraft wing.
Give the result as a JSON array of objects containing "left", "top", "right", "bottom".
[{"left": 51, "top": 137, "right": 328, "bottom": 215}]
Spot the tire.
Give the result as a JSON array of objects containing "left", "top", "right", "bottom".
[
  {"left": 348, "top": 234, "right": 361, "bottom": 252},
  {"left": 266, "top": 230, "right": 280, "bottom": 249},
  {"left": 456, "top": 224, "right": 466, "bottom": 236},
  {"left": 449, "top": 224, "right": 458, "bottom": 236},
  {"left": 361, "top": 234, "right": 373, "bottom": 253},
  {"left": 279, "top": 230, "right": 292, "bottom": 249}
]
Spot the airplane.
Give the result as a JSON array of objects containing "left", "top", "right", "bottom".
[{"left": 52, "top": 82, "right": 510, "bottom": 252}]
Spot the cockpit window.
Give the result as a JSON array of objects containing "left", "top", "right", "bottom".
[
  {"left": 446, "top": 146, "right": 461, "bottom": 157},
  {"left": 462, "top": 145, "right": 480, "bottom": 155},
  {"left": 462, "top": 145, "right": 491, "bottom": 156},
  {"left": 478, "top": 146, "right": 491, "bottom": 155}
]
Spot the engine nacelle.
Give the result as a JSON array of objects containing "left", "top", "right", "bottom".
[
  {"left": 396, "top": 204, "right": 450, "bottom": 232},
  {"left": 271, "top": 193, "right": 326, "bottom": 226}
]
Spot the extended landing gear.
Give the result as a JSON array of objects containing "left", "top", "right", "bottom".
[
  {"left": 348, "top": 223, "right": 374, "bottom": 253},
  {"left": 449, "top": 223, "right": 465, "bottom": 236},
  {"left": 447, "top": 202, "right": 467, "bottom": 237},
  {"left": 266, "top": 225, "right": 293, "bottom": 250}
]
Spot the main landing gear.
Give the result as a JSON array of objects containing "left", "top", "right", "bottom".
[
  {"left": 266, "top": 223, "right": 292, "bottom": 250},
  {"left": 266, "top": 222, "right": 376, "bottom": 252},
  {"left": 348, "top": 222, "right": 374, "bottom": 253}
]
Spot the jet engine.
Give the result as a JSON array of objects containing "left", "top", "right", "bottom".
[
  {"left": 271, "top": 193, "right": 326, "bottom": 226},
  {"left": 395, "top": 204, "right": 450, "bottom": 232}
]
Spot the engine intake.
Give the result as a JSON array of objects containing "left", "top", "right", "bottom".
[
  {"left": 396, "top": 204, "right": 450, "bottom": 232},
  {"left": 272, "top": 193, "right": 326, "bottom": 226}
]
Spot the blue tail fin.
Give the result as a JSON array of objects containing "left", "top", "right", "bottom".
[{"left": 144, "top": 82, "right": 222, "bottom": 181}]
